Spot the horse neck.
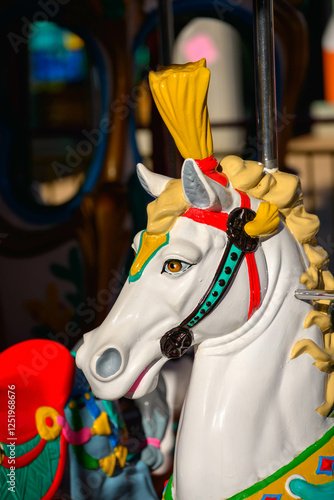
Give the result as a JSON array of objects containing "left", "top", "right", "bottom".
[
  {"left": 198, "top": 224, "right": 314, "bottom": 355},
  {"left": 181, "top": 226, "right": 330, "bottom": 484}
]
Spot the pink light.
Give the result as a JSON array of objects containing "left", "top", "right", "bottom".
[{"left": 181, "top": 34, "right": 219, "bottom": 65}]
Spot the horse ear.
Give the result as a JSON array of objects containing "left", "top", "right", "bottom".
[
  {"left": 181, "top": 158, "right": 232, "bottom": 211},
  {"left": 137, "top": 163, "right": 172, "bottom": 198}
]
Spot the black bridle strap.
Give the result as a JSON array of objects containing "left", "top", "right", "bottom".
[{"left": 160, "top": 208, "right": 259, "bottom": 359}]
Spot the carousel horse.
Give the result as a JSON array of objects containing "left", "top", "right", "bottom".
[
  {"left": 65, "top": 362, "right": 161, "bottom": 500},
  {"left": 0, "top": 340, "right": 166, "bottom": 499},
  {"left": 76, "top": 59, "right": 334, "bottom": 499},
  {"left": 0, "top": 340, "right": 75, "bottom": 500}
]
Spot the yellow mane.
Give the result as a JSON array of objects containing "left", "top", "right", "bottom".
[
  {"left": 220, "top": 154, "right": 334, "bottom": 416},
  {"left": 131, "top": 59, "right": 212, "bottom": 279},
  {"left": 149, "top": 59, "right": 333, "bottom": 334},
  {"left": 144, "top": 59, "right": 334, "bottom": 416},
  {"left": 220, "top": 155, "right": 331, "bottom": 331}
]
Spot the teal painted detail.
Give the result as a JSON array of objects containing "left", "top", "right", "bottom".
[
  {"left": 70, "top": 402, "right": 100, "bottom": 470},
  {"left": 290, "top": 478, "right": 334, "bottom": 499},
  {"left": 186, "top": 244, "right": 243, "bottom": 327},
  {"left": 2, "top": 433, "right": 41, "bottom": 458},
  {"left": 129, "top": 232, "right": 170, "bottom": 283},
  {"left": 102, "top": 400, "right": 124, "bottom": 430},
  {"left": 0, "top": 435, "right": 60, "bottom": 500},
  {"left": 227, "top": 425, "right": 334, "bottom": 499}
]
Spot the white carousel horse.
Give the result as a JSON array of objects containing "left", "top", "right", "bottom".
[{"left": 76, "top": 156, "right": 334, "bottom": 500}]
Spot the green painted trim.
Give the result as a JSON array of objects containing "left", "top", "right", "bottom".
[
  {"left": 227, "top": 425, "right": 334, "bottom": 500},
  {"left": 72, "top": 442, "right": 99, "bottom": 470},
  {"left": 70, "top": 402, "right": 99, "bottom": 470},
  {"left": 129, "top": 232, "right": 170, "bottom": 283},
  {"left": 162, "top": 427, "right": 334, "bottom": 500},
  {"left": 163, "top": 474, "right": 173, "bottom": 500}
]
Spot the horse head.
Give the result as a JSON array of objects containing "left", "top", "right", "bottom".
[
  {"left": 76, "top": 153, "right": 280, "bottom": 400},
  {"left": 77, "top": 58, "right": 334, "bottom": 500}
]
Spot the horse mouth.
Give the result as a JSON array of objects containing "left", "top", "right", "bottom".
[{"left": 125, "top": 359, "right": 161, "bottom": 398}]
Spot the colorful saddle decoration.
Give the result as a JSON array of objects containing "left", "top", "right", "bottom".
[
  {"left": 76, "top": 58, "right": 334, "bottom": 500},
  {"left": 0, "top": 339, "right": 75, "bottom": 500},
  {"left": 0, "top": 340, "right": 161, "bottom": 500}
]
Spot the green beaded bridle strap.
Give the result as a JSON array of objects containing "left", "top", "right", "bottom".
[{"left": 160, "top": 208, "right": 259, "bottom": 359}]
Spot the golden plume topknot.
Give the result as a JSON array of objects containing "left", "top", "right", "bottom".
[{"left": 149, "top": 58, "right": 213, "bottom": 160}]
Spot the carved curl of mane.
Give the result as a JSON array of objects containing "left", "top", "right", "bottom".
[
  {"left": 148, "top": 58, "right": 334, "bottom": 415},
  {"left": 220, "top": 155, "right": 334, "bottom": 335}
]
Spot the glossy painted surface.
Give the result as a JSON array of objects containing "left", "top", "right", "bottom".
[
  {"left": 65, "top": 366, "right": 161, "bottom": 500},
  {"left": 76, "top": 156, "right": 334, "bottom": 498},
  {"left": 76, "top": 58, "right": 334, "bottom": 500}
]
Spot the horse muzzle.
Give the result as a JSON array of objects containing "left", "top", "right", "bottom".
[{"left": 76, "top": 334, "right": 125, "bottom": 382}]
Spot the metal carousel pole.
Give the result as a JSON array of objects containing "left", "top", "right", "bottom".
[
  {"left": 253, "top": 0, "right": 278, "bottom": 171},
  {"left": 158, "top": 0, "right": 174, "bottom": 66},
  {"left": 157, "top": 0, "right": 177, "bottom": 177},
  {"left": 252, "top": 1, "right": 331, "bottom": 305}
]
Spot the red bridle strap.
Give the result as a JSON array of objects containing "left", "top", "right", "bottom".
[
  {"left": 236, "top": 190, "right": 261, "bottom": 319},
  {"left": 182, "top": 208, "right": 228, "bottom": 232},
  {"left": 195, "top": 155, "right": 229, "bottom": 187},
  {"left": 181, "top": 176, "right": 261, "bottom": 321}
]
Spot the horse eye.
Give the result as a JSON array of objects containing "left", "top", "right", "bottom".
[{"left": 163, "top": 260, "right": 191, "bottom": 275}]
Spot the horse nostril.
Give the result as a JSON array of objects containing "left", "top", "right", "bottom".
[{"left": 95, "top": 348, "right": 122, "bottom": 378}]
